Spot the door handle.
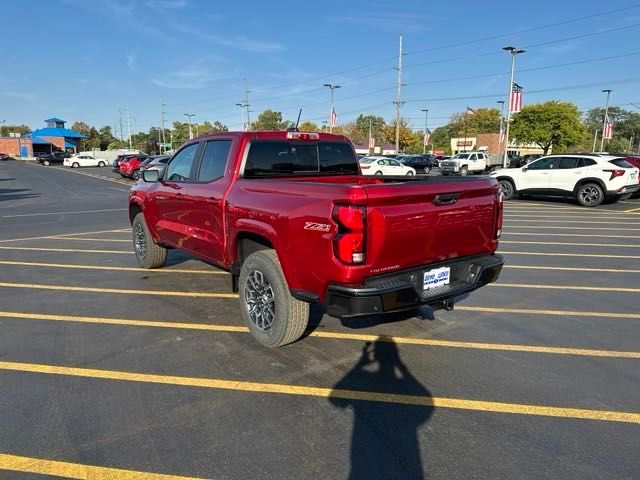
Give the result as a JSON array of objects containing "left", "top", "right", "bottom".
[{"left": 433, "top": 193, "right": 460, "bottom": 205}]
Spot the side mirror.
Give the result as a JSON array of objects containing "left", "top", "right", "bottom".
[
  {"left": 142, "top": 169, "right": 159, "bottom": 182},
  {"left": 521, "top": 167, "right": 528, "bottom": 172}
]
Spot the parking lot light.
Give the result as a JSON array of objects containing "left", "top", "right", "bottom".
[{"left": 502, "top": 46, "right": 525, "bottom": 168}]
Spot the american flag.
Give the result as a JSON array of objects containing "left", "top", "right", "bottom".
[
  {"left": 368, "top": 136, "right": 375, "bottom": 148},
  {"left": 510, "top": 82, "right": 523, "bottom": 113},
  {"left": 466, "top": 107, "right": 475, "bottom": 115},
  {"left": 423, "top": 128, "right": 431, "bottom": 146},
  {"left": 603, "top": 119, "right": 614, "bottom": 140},
  {"left": 330, "top": 107, "right": 337, "bottom": 127}
]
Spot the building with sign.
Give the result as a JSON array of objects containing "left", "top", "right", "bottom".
[
  {"left": 0, "top": 118, "right": 87, "bottom": 158},
  {"left": 450, "top": 133, "right": 546, "bottom": 157}
]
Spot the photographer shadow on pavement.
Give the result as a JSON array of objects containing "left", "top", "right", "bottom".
[{"left": 330, "top": 337, "right": 433, "bottom": 480}]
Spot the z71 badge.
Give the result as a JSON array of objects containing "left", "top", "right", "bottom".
[{"left": 304, "top": 222, "right": 331, "bottom": 232}]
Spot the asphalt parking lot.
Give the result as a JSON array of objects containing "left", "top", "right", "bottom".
[{"left": 1, "top": 160, "right": 639, "bottom": 479}]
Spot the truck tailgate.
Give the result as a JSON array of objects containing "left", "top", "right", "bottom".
[{"left": 363, "top": 177, "right": 499, "bottom": 272}]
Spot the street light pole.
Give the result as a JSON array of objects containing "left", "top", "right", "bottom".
[
  {"left": 236, "top": 103, "right": 248, "bottom": 130},
  {"left": 600, "top": 89, "right": 612, "bottom": 152},
  {"left": 421, "top": 108, "right": 428, "bottom": 154},
  {"left": 323, "top": 84, "right": 341, "bottom": 133},
  {"left": 497, "top": 100, "right": 505, "bottom": 152},
  {"left": 502, "top": 46, "right": 525, "bottom": 168},
  {"left": 592, "top": 129, "right": 599, "bottom": 153},
  {"left": 184, "top": 113, "right": 196, "bottom": 140}
]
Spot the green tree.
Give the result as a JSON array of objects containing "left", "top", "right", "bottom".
[
  {"left": 583, "top": 107, "right": 640, "bottom": 152},
  {"left": 510, "top": 101, "right": 586, "bottom": 155},
  {"left": 447, "top": 108, "right": 501, "bottom": 137},
  {"left": 382, "top": 119, "right": 415, "bottom": 152},
  {"left": 1, "top": 124, "right": 30, "bottom": 136},
  {"left": 251, "top": 110, "right": 292, "bottom": 130},
  {"left": 298, "top": 121, "right": 319, "bottom": 132},
  {"left": 429, "top": 125, "right": 452, "bottom": 154},
  {"left": 98, "top": 126, "right": 117, "bottom": 150},
  {"left": 199, "top": 120, "right": 228, "bottom": 134}
]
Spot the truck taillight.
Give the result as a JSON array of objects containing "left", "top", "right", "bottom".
[
  {"left": 602, "top": 169, "right": 625, "bottom": 181},
  {"left": 332, "top": 205, "right": 366, "bottom": 265},
  {"left": 286, "top": 132, "right": 320, "bottom": 141},
  {"left": 495, "top": 190, "right": 503, "bottom": 239}
]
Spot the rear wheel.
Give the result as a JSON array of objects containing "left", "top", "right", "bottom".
[
  {"left": 460, "top": 166, "right": 468, "bottom": 176},
  {"left": 576, "top": 183, "right": 604, "bottom": 207},
  {"left": 375, "top": 171, "right": 383, "bottom": 176},
  {"left": 132, "top": 213, "right": 167, "bottom": 268},
  {"left": 132, "top": 169, "right": 141, "bottom": 181},
  {"left": 424, "top": 167, "right": 431, "bottom": 175},
  {"left": 43, "top": 160, "right": 50, "bottom": 166},
  {"left": 499, "top": 179, "right": 515, "bottom": 200},
  {"left": 72, "top": 162, "right": 79, "bottom": 168},
  {"left": 239, "top": 250, "right": 309, "bottom": 348},
  {"left": 98, "top": 161, "right": 105, "bottom": 167},
  {"left": 406, "top": 170, "right": 414, "bottom": 176}
]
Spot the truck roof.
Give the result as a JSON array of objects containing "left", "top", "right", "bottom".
[{"left": 191, "top": 131, "right": 351, "bottom": 143}]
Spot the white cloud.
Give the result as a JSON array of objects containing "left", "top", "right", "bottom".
[
  {"left": 126, "top": 52, "right": 136, "bottom": 70},
  {"left": 150, "top": 62, "right": 232, "bottom": 89},
  {"left": 170, "top": 22, "right": 284, "bottom": 53}
]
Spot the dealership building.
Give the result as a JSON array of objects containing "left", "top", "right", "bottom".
[
  {"left": 0, "top": 118, "right": 86, "bottom": 158},
  {"left": 451, "top": 133, "right": 545, "bottom": 156}
]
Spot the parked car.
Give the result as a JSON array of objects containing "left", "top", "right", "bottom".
[
  {"left": 129, "top": 130, "right": 504, "bottom": 347},
  {"left": 397, "top": 154, "right": 434, "bottom": 174},
  {"left": 360, "top": 156, "right": 417, "bottom": 176},
  {"left": 0, "top": 153, "right": 9, "bottom": 161},
  {"left": 141, "top": 155, "right": 171, "bottom": 176},
  {"left": 440, "top": 151, "right": 490, "bottom": 175},
  {"left": 493, "top": 154, "right": 639, "bottom": 206},
  {"left": 36, "top": 151, "right": 70, "bottom": 166},
  {"left": 63, "top": 154, "right": 107, "bottom": 168},
  {"left": 114, "top": 154, "right": 149, "bottom": 180}
]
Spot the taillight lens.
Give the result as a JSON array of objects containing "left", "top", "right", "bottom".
[
  {"left": 332, "top": 205, "right": 366, "bottom": 265},
  {"left": 603, "top": 169, "right": 625, "bottom": 181},
  {"left": 495, "top": 190, "right": 503, "bottom": 239}
]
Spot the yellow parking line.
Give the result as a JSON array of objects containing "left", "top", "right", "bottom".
[
  {"left": 0, "top": 282, "right": 238, "bottom": 298},
  {"left": 0, "top": 453, "right": 204, "bottom": 480},
  {"left": 3, "top": 208, "right": 126, "bottom": 219},
  {"left": 2, "top": 310, "right": 638, "bottom": 359},
  {"left": 0, "top": 246, "right": 130, "bottom": 254},
  {"left": 501, "top": 240, "right": 640, "bottom": 248},
  {"left": 491, "top": 283, "right": 640, "bottom": 293},
  {"left": 457, "top": 305, "right": 640, "bottom": 320},
  {"left": 0, "top": 229, "right": 130, "bottom": 244},
  {"left": 625, "top": 207, "right": 640, "bottom": 213},
  {"left": 503, "top": 232, "right": 638, "bottom": 239},
  {"left": 500, "top": 250, "right": 640, "bottom": 259},
  {"left": 505, "top": 226, "right": 640, "bottom": 231},
  {"left": 506, "top": 219, "right": 640, "bottom": 225},
  {"left": 506, "top": 265, "right": 640, "bottom": 274},
  {"left": 0, "top": 260, "right": 227, "bottom": 275},
  {"left": 49, "top": 237, "right": 130, "bottom": 243},
  {"left": 1, "top": 360, "right": 638, "bottom": 424}
]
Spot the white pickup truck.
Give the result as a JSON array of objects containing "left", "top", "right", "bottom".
[{"left": 440, "top": 151, "right": 498, "bottom": 175}]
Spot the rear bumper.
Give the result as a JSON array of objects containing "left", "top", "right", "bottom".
[
  {"left": 611, "top": 184, "right": 640, "bottom": 195},
  {"left": 325, "top": 254, "right": 504, "bottom": 318}
]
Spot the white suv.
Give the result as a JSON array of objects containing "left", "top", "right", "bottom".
[{"left": 493, "top": 154, "right": 639, "bottom": 206}]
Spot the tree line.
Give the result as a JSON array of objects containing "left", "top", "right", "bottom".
[{"left": 5, "top": 102, "right": 638, "bottom": 155}]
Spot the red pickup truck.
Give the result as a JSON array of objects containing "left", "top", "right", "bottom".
[{"left": 129, "top": 131, "right": 504, "bottom": 347}]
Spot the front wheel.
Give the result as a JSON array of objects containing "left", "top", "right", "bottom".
[
  {"left": 239, "top": 250, "right": 309, "bottom": 348},
  {"left": 132, "top": 213, "right": 167, "bottom": 268},
  {"left": 375, "top": 171, "right": 383, "bottom": 176},
  {"left": 499, "top": 179, "right": 515, "bottom": 201},
  {"left": 460, "top": 166, "right": 468, "bottom": 176},
  {"left": 43, "top": 160, "right": 50, "bottom": 166},
  {"left": 98, "top": 161, "right": 105, "bottom": 167},
  {"left": 72, "top": 162, "right": 80, "bottom": 168},
  {"left": 132, "top": 169, "right": 141, "bottom": 181},
  {"left": 424, "top": 167, "right": 431, "bottom": 175},
  {"left": 576, "top": 183, "right": 604, "bottom": 207},
  {"left": 406, "top": 170, "right": 414, "bottom": 176}
]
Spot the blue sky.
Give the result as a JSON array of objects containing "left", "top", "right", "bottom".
[{"left": 2, "top": 0, "right": 640, "bottom": 134}]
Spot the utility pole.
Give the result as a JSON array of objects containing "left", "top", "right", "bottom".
[
  {"left": 497, "top": 100, "right": 505, "bottom": 153},
  {"left": 592, "top": 129, "right": 599, "bottom": 153},
  {"left": 160, "top": 97, "right": 167, "bottom": 153},
  {"left": 236, "top": 103, "right": 247, "bottom": 130},
  {"left": 184, "top": 113, "right": 196, "bottom": 140},
  {"left": 126, "top": 105, "right": 132, "bottom": 149},
  {"left": 118, "top": 109, "right": 124, "bottom": 142},
  {"left": 368, "top": 117, "right": 373, "bottom": 155},
  {"left": 600, "top": 89, "right": 612, "bottom": 152},
  {"left": 421, "top": 108, "right": 429, "bottom": 154},
  {"left": 323, "top": 83, "right": 341, "bottom": 133},
  {"left": 243, "top": 78, "right": 251, "bottom": 130},
  {"left": 502, "top": 46, "right": 525, "bottom": 168},
  {"left": 393, "top": 33, "right": 405, "bottom": 154}
]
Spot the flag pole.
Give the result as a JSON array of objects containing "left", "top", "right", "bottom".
[
  {"left": 502, "top": 46, "right": 525, "bottom": 167},
  {"left": 600, "top": 89, "right": 612, "bottom": 152}
]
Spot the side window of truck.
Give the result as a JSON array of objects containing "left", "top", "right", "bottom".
[
  {"left": 165, "top": 143, "right": 199, "bottom": 182},
  {"left": 198, "top": 140, "right": 232, "bottom": 182}
]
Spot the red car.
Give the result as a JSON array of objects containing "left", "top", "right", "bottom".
[
  {"left": 113, "top": 154, "right": 149, "bottom": 180},
  {"left": 129, "top": 131, "right": 504, "bottom": 347}
]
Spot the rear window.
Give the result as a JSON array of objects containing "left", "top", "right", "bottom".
[
  {"left": 609, "top": 158, "right": 634, "bottom": 168},
  {"left": 244, "top": 141, "right": 358, "bottom": 177}
]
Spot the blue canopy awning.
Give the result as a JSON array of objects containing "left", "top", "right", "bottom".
[
  {"left": 31, "top": 136, "right": 52, "bottom": 145},
  {"left": 64, "top": 141, "right": 76, "bottom": 148}
]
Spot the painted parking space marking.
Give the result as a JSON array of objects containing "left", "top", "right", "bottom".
[
  {"left": 0, "top": 228, "right": 130, "bottom": 244},
  {"left": 499, "top": 251, "right": 640, "bottom": 259},
  {"left": 502, "top": 232, "right": 638, "bottom": 239},
  {"left": 457, "top": 305, "right": 640, "bottom": 320},
  {"left": 1, "top": 310, "right": 639, "bottom": 359},
  {"left": 0, "top": 246, "right": 130, "bottom": 254},
  {"left": 1, "top": 360, "right": 639, "bottom": 424},
  {"left": 0, "top": 260, "right": 226, "bottom": 275},
  {"left": 48, "top": 165, "right": 133, "bottom": 187},
  {"left": 625, "top": 207, "right": 640, "bottom": 213},
  {"left": 2, "top": 208, "right": 127, "bottom": 218},
  {"left": 501, "top": 240, "right": 640, "bottom": 248},
  {"left": 491, "top": 283, "right": 640, "bottom": 293},
  {"left": 505, "top": 219, "right": 640, "bottom": 225},
  {"left": 0, "top": 282, "right": 238, "bottom": 298},
  {"left": 49, "top": 236, "right": 130, "bottom": 243},
  {"left": 0, "top": 453, "right": 205, "bottom": 480},
  {"left": 505, "top": 265, "right": 640, "bottom": 274}
]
